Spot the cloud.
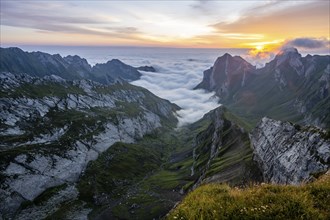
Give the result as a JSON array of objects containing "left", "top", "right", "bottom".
[
  {"left": 283, "top": 38, "right": 330, "bottom": 49},
  {"left": 190, "top": 0, "right": 213, "bottom": 13},
  {"left": 211, "top": 1, "right": 329, "bottom": 40},
  {"left": 1, "top": 1, "right": 143, "bottom": 41},
  {"left": 130, "top": 53, "right": 220, "bottom": 126}
]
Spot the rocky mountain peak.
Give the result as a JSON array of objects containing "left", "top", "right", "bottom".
[
  {"left": 194, "top": 53, "right": 255, "bottom": 100},
  {"left": 278, "top": 47, "right": 299, "bottom": 55},
  {"left": 275, "top": 47, "right": 301, "bottom": 61},
  {"left": 272, "top": 47, "right": 304, "bottom": 76},
  {"left": 64, "top": 55, "right": 89, "bottom": 66},
  {"left": 222, "top": 53, "right": 232, "bottom": 58}
]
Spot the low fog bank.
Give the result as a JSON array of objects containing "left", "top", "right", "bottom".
[{"left": 131, "top": 60, "right": 220, "bottom": 126}]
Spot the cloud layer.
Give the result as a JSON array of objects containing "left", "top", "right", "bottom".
[{"left": 128, "top": 49, "right": 224, "bottom": 125}]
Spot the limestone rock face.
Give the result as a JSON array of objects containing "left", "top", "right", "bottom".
[{"left": 250, "top": 117, "right": 330, "bottom": 184}]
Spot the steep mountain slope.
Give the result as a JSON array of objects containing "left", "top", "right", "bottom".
[
  {"left": 0, "top": 47, "right": 141, "bottom": 83},
  {"left": 0, "top": 71, "right": 178, "bottom": 219},
  {"left": 195, "top": 48, "right": 330, "bottom": 128},
  {"left": 188, "top": 106, "right": 262, "bottom": 188}
]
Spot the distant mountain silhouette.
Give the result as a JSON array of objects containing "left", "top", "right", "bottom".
[{"left": 0, "top": 47, "right": 141, "bottom": 84}]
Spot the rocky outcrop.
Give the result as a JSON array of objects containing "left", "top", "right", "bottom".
[
  {"left": 0, "top": 72, "right": 178, "bottom": 218},
  {"left": 0, "top": 47, "right": 141, "bottom": 84},
  {"left": 136, "top": 65, "right": 156, "bottom": 72},
  {"left": 250, "top": 117, "right": 330, "bottom": 184}
]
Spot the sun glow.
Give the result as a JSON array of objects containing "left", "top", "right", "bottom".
[{"left": 255, "top": 45, "right": 264, "bottom": 51}]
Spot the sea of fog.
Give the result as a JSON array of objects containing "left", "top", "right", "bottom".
[{"left": 18, "top": 46, "right": 249, "bottom": 125}]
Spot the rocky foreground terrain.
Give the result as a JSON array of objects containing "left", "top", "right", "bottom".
[{"left": 0, "top": 47, "right": 329, "bottom": 219}]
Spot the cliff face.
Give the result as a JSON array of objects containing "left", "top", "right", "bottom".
[
  {"left": 250, "top": 117, "right": 330, "bottom": 184},
  {"left": 0, "top": 72, "right": 178, "bottom": 218}
]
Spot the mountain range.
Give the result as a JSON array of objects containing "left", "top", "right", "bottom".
[
  {"left": 0, "top": 47, "right": 329, "bottom": 219},
  {"left": 0, "top": 47, "right": 142, "bottom": 84},
  {"left": 195, "top": 48, "right": 330, "bottom": 128}
]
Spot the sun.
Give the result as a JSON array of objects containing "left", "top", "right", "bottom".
[{"left": 255, "top": 45, "right": 264, "bottom": 51}]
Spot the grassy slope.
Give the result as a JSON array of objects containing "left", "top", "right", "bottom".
[{"left": 168, "top": 173, "right": 330, "bottom": 220}]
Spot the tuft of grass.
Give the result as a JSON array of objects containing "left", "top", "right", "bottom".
[{"left": 167, "top": 173, "right": 330, "bottom": 220}]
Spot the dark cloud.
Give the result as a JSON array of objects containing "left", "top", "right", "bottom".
[
  {"left": 190, "top": 0, "right": 214, "bottom": 14},
  {"left": 284, "top": 38, "right": 330, "bottom": 49}
]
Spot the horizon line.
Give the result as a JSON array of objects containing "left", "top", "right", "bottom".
[{"left": 0, "top": 43, "right": 251, "bottom": 50}]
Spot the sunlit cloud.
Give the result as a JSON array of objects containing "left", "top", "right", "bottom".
[
  {"left": 242, "top": 40, "right": 285, "bottom": 67},
  {"left": 217, "top": 33, "right": 264, "bottom": 40},
  {"left": 210, "top": 0, "right": 329, "bottom": 47},
  {"left": 242, "top": 37, "right": 330, "bottom": 68}
]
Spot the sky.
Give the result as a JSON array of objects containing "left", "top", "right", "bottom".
[{"left": 0, "top": 0, "right": 329, "bottom": 52}]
